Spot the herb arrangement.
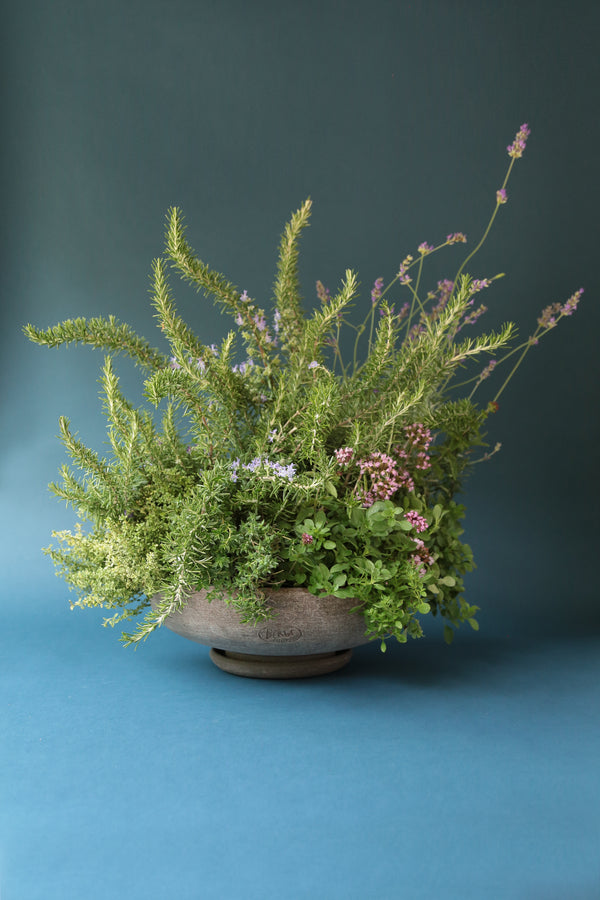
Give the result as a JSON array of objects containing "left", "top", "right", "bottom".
[{"left": 26, "top": 124, "right": 581, "bottom": 649}]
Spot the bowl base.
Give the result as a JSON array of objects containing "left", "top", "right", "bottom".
[{"left": 209, "top": 647, "right": 353, "bottom": 679}]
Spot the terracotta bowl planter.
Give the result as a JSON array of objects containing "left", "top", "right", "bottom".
[{"left": 152, "top": 588, "right": 374, "bottom": 679}]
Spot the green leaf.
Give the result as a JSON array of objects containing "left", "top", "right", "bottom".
[
  {"left": 443, "top": 625, "right": 454, "bottom": 645},
  {"left": 323, "top": 540, "right": 336, "bottom": 550},
  {"left": 325, "top": 481, "right": 338, "bottom": 498},
  {"left": 440, "top": 575, "right": 456, "bottom": 587},
  {"left": 468, "top": 618, "right": 479, "bottom": 631}
]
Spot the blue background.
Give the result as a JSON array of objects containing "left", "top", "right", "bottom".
[{"left": 2, "top": 1, "right": 599, "bottom": 897}]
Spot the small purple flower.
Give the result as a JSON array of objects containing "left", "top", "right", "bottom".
[
  {"left": 308, "top": 360, "right": 319, "bottom": 370},
  {"left": 302, "top": 533, "right": 314, "bottom": 545},
  {"left": 169, "top": 357, "right": 182, "bottom": 370},
  {"left": 243, "top": 457, "right": 262, "bottom": 473},
  {"left": 371, "top": 277, "right": 384, "bottom": 305},
  {"left": 316, "top": 281, "right": 330, "bottom": 304},
  {"left": 462, "top": 304, "right": 488, "bottom": 327},
  {"left": 418, "top": 242, "right": 434, "bottom": 255},
  {"left": 397, "top": 302, "right": 410, "bottom": 321},
  {"left": 496, "top": 188, "right": 508, "bottom": 204},
  {"left": 471, "top": 279, "right": 491, "bottom": 293},
  {"left": 397, "top": 255, "right": 413, "bottom": 285},
  {"left": 537, "top": 302, "right": 562, "bottom": 329},
  {"left": 561, "top": 288, "right": 583, "bottom": 316},
  {"left": 446, "top": 232, "right": 467, "bottom": 244},
  {"left": 507, "top": 123, "right": 531, "bottom": 159},
  {"left": 253, "top": 314, "right": 267, "bottom": 331},
  {"left": 240, "top": 290, "right": 250, "bottom": 303},
  {"left": 232, "top": 359, "right": 254, "bottom": 375},
  {"left": 479, "top": 359, "right": 497, "bottom": 381},
  {"left": 235, "top": 313, "right": 244, "bottom": 326},
  {"left": 272, "top": 462, "right": 296, "bottom": 481},
  {"left": 273, "top": 309, "right": 281, "bottom": 333}
]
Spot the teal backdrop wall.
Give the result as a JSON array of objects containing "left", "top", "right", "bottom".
[
  {"left": 3, "top": 0, "right": 598, "bottom": 632},
  {"left": 1, "top": 5, "right": 600, "bottom": 899}
]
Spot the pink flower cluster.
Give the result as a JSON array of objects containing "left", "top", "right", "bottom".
[
  {"left": 412, "top": 538, "right": 435, "bottom": 576},
  {"left": 335, "top": 447, "right": 354, "bottom": 466},
  {"left": 395, "top": 423, "right": 433, "bottom": 473},
  {"left": 355, "top": 451, "right": 409, "bottom": 507},
  {"left": 404, "top": 510, "right": 428, "bottom": 532},
  {"left": 334, "top": 424, "right": 433, "bottom": 508}
]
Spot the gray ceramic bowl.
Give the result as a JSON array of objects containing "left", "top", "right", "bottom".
[{"left": 152, "top": 588, "right": 374, "bottom": 678}]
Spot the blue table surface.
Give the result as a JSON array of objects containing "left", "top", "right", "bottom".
[{"left": 1, "top": 595, "right": 599, "bottom": 900}]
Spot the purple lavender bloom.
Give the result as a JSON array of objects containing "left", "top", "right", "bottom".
[
  {"left": 462, "top": 304, "right": 488, "bottom": 327},
  {"left": 507, "top": 123, "right": 531, "bottom": 159},
  {"left": 496, "top": 188, "right": 508, "bottom": 204},
  {"left": 371, "top": 277, "right": 384, "bottom": 305},
  {"left": 471, "top": 279, "right": 491, "bottom": 293},
  {"left": 479, "top": 359, "right": 497, "bottom": 381},
  {"left": 562, "top": 288, "right": 583, "bottom": 316},
  {"left": 418, "top": 242, "right": 434, "bottom": 255},
  {"left": 397, "top": 255, "right": 413, "bottom": 285},
  {"left": 446, "top": 232, "right": 467, "bottom": 244},
  {"left": 316, "top": 281, "right": 330, "bottom": 304},
  {"left": 537, "top": 302, "right": 562, "bottom": 328}
]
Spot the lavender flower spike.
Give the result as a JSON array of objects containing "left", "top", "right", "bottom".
[
  {"left": 507, "top": 123, "right": 531, "bottom": 159},
  {"left": 371, "top": 277, "right": 384, "bottom": 305}
]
